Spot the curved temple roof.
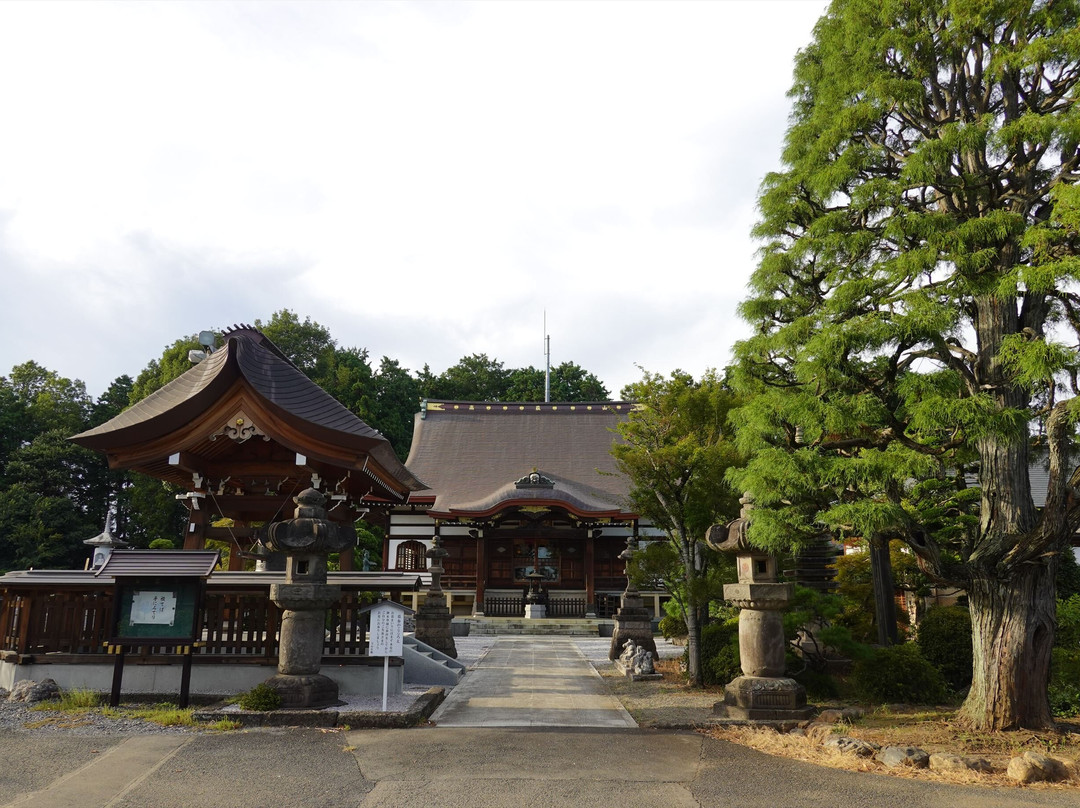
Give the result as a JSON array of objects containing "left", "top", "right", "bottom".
[
  {"left": 404, "top": 400, "right": 638, "bottom": 520},
  {"left": 71, "top": 325, "right": 424, "bottom": 499}
]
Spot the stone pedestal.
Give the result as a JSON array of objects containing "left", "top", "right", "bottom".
[
  {"left": 415, "top": 594, "right": 457, "bottom": 658},
  {"left": 714, "top": 675, "right": 814, "bottom": 720},
  {"left": 524, "top": 603, "right": 547, "bottom": 619},
  {"left": 267, "top": 582, "right": 341, "bottom": 708},
  {"left": 608, "top": 593, "right": 658, "bottom": 661}
]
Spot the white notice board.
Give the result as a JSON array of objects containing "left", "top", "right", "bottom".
[{"left": 368, "top": 602, "right": 404, "bottom": 657}]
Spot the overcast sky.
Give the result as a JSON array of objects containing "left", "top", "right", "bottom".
[{"left": 0, "top": 0, "right": 828, "bottom": 400}]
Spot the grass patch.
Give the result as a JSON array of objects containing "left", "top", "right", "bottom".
[
  {"left": 29, "top": 688, "right": 101, "bottom": 713},
  {"left": 121, "top": 704, "right": 196, "bottom": 727}
]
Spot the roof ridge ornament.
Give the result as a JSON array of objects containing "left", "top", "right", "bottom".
[{"left": 515, "top": 469, "right": 555, "bottom": 489}]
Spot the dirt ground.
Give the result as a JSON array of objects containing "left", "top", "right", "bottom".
[{"left": 602, "top": 658, "right": 1080, "bottom": 790}]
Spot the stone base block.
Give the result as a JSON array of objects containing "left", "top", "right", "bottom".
[
  {"left": 614, "top": 660, "right": 663, "bottom": 681},
  {"left": 713, "top": 675, "right": 814, "bottom": 721},
  {"left": 524, "top": 604, "right": 547, "bottom": 619},
  {"left": 415, "top": 607, "right": 458, "bottom": 659},
  {"left": 263, "top": 673, "right": 340, "bottom": 709},
  {"left": 609, "top": 609, "right": 657, "bottom": 661}
]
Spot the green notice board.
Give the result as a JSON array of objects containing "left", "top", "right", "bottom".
[{"left": 111, "top": 577, "right": 202, "bottom": 643}]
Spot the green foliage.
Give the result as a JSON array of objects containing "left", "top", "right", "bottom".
[
  {"left": 916, "top": 606, "right": 973, "bottom": 693},
  {"left": 731, "top": 0, "right": 1080, "bottom": 729},
  {"left": 851, "top": 643, "right": 949, "bottom": 706},
  {"left": 1057, "top": 595, "right": 1080, "bottom": 650},
  {"left": 1058, "top": 550, "right": 1080, "bottom": 601},
  {"left": 1049, "top": 648, "right": 1080, "bottom": 718},
  {"left": 148, "top": 539, "right": 175, "bottom": 550},
  {"left": 783, "top": 585, "right": 872, "bottom": 675},
  {"left": 612, "top": 369, "right": 744, "bottom": 686},
  {"left": 695, "top": 620, "right": 741, "bottom": 686},
  {"left": 658, "top": 614, "right": 687, "bottom": 640},
  {"left": 237, "top": 683, "right": 282, "bottom": 711}
]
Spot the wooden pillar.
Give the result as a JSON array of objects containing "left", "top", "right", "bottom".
[
  {"left": 474, "top": 530, "right": 486, "bottom": 613},
  {"left": 183, "top": 500, "right": 208, "bottom": 551},
  {"left": 585, "top": 529, "right": 596, "bottom": 611},
  {"left": 383, "top": 530, "right": 391, "bottom": 571}
]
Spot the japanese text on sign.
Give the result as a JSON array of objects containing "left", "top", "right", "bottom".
[
  {"left": 129, "top": 590, "right": 178, "bottom": 626},
  {"left": 368, "top": 604, "right": 404, "bottom": 657}
]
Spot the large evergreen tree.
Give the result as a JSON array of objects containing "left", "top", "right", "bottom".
[{"left": 733, "top": 0, "right": 1080, "bottom": 729}]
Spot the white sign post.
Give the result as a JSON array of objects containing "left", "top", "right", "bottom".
[{"left": 366, "top": 601, "right": 407, "bottom": 712}]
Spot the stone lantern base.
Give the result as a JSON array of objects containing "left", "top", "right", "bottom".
[
  {"left": 713, "top": 675, "right": 814, "bottom": 721},
  {"left": 415, "top": 594, "right": 457, "bottom": 658},
  {"left": 608, "top": 594, "right": 657, "bottom": 662},
  {"left": 263, "top": 673, "right": 340, "bottom": 709}
]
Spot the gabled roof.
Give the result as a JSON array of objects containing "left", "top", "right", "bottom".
[
  {"left": 404, "top": 400, "right": 638, "bottom": 519},
  {"left": 71, "top": 325, "right": 424, "bottom": 500}
]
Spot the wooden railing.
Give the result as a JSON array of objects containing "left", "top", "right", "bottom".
[
  {"left": 547, "top": 598, "right": 586, "bottom": 618},
  {"left": 1, "top": 587, "right": 379, "bottom": 662},
  {"left": 483, "top": 596, "right": 524, "bottom": 617}
]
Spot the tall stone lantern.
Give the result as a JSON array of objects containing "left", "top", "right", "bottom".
[
  {"left": 608, "top": 531, "right": 658, "bottom": 662},
  {"left": 414, "top": 532, "right": 457, "bottom": 658},
  {"left": 261, "top": 488, "right": 353, "bottom": 708},
  {"left": 707, "top": 494, "right": 813, "bottom": 722}
]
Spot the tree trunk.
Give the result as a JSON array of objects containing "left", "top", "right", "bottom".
[
  {"left": 961, "top": 559, "right": 1057, "bottom": 730},
  {"left": 684, "top": 601, "right": 702, "bottom": 686}
]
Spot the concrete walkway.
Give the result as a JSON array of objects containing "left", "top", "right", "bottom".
[{"left": 429, "top": 636, "right": 637, "bottom": 728}]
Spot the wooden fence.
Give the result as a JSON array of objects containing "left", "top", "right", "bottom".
[{"left": 1, "top": 586, "right": 378, "bottom": 663}]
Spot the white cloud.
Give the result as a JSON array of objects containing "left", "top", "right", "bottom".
[{"left": 0, "top": 0, "right": 828, "bottom": 398}]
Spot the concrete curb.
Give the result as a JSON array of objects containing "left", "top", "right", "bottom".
[{"left": 192, "top": 686, "right": 446, "bottom": 729}]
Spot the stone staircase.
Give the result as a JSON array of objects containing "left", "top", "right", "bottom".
[
  {"left": 462, "top": 617, "right": 612, "bottom": 636},
  {"left": 402, "top": 634, "right": 467, "bottom": 685}
]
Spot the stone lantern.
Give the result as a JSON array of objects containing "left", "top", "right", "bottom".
[
  {"left": 608, "top": 531, "right": 658, "bottom": 662},
  {"left": 414, "top": 532, "right": 457, "bottom": 658},
  {"left": 261, "top": 488, "right": 354, "bottom": 708},
  {"left": 707, "top": 494, "right": 813, "bottom": 722}
]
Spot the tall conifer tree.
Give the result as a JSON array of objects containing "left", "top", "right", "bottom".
[{"left": 733, "top": 0, "right": 1080, "bottom": 729}]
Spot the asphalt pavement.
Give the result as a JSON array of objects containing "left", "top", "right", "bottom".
[{"left": 2, "top": 636, "right": 1078, "bottom": 808}]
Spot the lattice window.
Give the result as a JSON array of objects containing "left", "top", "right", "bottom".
[{"left": 396, "top": 540, "right": 428, "bottom": 571}]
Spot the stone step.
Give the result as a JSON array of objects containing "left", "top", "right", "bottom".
[{"left": 462, "top": 617, "right": 611, "bottom": 636}]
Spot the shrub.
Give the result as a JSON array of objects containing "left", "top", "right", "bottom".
[
  {"left": 851, "top": 643, "right": 948, "bottom": 705},
  {"left": 658, "top": 614, "right": 687, "bottom": 640},
  {"left": 148, "top": 539, "right": 175, "bottom": 550},
  {"left": 696, "top": 619, "right": 741, "bottom": 686},
  {"left": 1056, "top": 595, "right": 1080, "bottom": 650},
  {"left": 915, "top": 605, "right": 973, "bottom": 692},
  {"left": 1049, "top": 648, "right": 1080, "bottom": 718},
  {"left": 237, "top": 683, "right": 282, "bottom": 711}
]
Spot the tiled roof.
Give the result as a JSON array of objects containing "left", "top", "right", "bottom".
[{"left": 404, "top": 400, "right": 636, "bottom": 517}]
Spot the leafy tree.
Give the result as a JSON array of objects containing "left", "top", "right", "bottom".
[
  {"left": 0, "top": 429, "right": 107, "bottom": 570},
  {"left": 611, "top": 370, "right": 743, "bottom": 686},
  {"left": 505, "top": 362, "right": 610, "bottom": 402},
  {"left": 732, "top": 0, "right": 1080, "bottom": 730},
  {"left": 421, "top": 354, "right": 510, "bottom": 401},
  {"left": 255, "top": 309, "right": 336, "bottom": 377},
  {"left": 369, "top": 357, "right": 422, "bottom": 460}
]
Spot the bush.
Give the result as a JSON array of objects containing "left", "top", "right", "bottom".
[
  {"left": 915, "top": 605, "right": 973, "bottom": 692},
  {"left": 1057, "top": 595, "right": 1080, "bottom": 650},
  {"left": 1049, "top": 648, "right": 1080, "bottom": 718},
  {"left": 658, "top": 614, "right": 687, "bottom": 640},
  {"left": 696, "top": 619, "right": 741, "bottom": 686},
  {"left": 851, "top": 643, "right": 948, "bottom": 705},
  {"left": 237, "top": 683, "right": 282, "bottom": 711},
  {"left": 148, "top": 539, "right": 175, "bottom": 550}
]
